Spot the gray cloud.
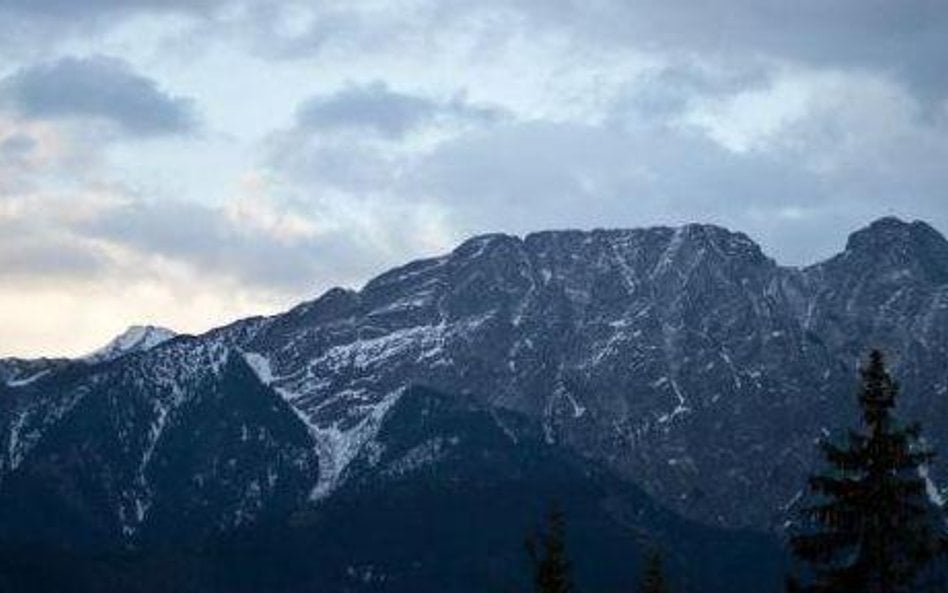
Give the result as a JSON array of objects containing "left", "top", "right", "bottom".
[
  {"left": 0, "top": 133, "right": 36, "bottom": 161},
  {"left": 239, "top": 2, "right": 948, "bottom": 103},
  {"left": 409, "top": 111, "right": 948, "bottom": 264},
  {"left": 489, "top": 0, "right": 948, "bottom": 100},
  {"left": 617, "top": 62, "right": 771, "bottom": 120},
  {"left": 0, "top": 0, "right": 948, "bottom": 356},
  {"left": 0, "top": 211, "right": 109, "bottom": 282},
  {"left": 0, "top": 0, "right": 225, "bottom": 19},
  {"left": 405, "top": 120, "right": 827, "bottom": 255},
  {"left": 295, "top": 81, "right": 502, "bottom": 139},
  {"left": 297, "top": 82, "right": 436, "bottom": 139},
  {"left": 3, "top": 0, "right": 945, "bottom": 105},
  {"left": 266, "top": 82, "right": 508, "bottom": 195},
  {"left": 269, "top": 84, "right": 948, "bottom": 268},
  {"left": 0, "top": 0, "right": 230, "bottom": 56},
  {"left": 77, "top": 199, "right": 383, "bottom": 292},
  {"left": 0, "top": 235, "right": 106, "bottom": 281},
  {"left": 0, "top": 56, "right": 197, "bottom": 136}
]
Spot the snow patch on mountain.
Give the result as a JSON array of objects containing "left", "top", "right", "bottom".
[
  {"left": 85, "top": 325, "right": 177, "bottom": 363},
  {"left": 307, "top": 389, "right": 404, "bottom": 500},
  {"left": 243, "top": 351, "right": 405, "bottom": 500},
  {"left": 243, "top": 351, "right": 278, "bottom": 384},
  {"left": 5, "top": 369, "right": 51, "bottom": 387},
  {"left": 919, "top": 464, "right": 946, "bottom": 509}
]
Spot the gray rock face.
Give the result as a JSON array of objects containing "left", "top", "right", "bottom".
[{"left": 2, "top": 216, "right": 947, "bottom": 535}]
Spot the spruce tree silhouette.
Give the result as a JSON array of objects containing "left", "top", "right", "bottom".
[
  {"left": 637, "top": 550, "right": 669, "bottom": 593},
  {"left": 789, "top": 350, "right": 945, "bottom": 593},
  {"left": 525, "top": 506, "right": 574, "bottom": 593}
]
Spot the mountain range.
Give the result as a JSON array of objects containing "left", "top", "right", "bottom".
[{"left": 2, "top": 216, "right": 947, "bottom": 593}]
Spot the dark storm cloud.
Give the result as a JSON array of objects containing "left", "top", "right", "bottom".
[
  {"left": 1, "top": 56, "right": 198, "bottom": 136},
  {"left": 295, "top": 82, "right": 502, "bottom": 139}
]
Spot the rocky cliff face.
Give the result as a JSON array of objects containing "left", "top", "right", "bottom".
[{"left": 2, "top": 217, "right": 946, "bottom": 547}]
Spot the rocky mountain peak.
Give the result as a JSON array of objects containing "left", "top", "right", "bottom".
[
  {"left": 451, "top": 232, "right": 519, "bottom": 258},
  {"left": 451, "top": 223, "right": 771, "bottom": 271},
  {"left": 836, "top": 217, "right": 948, "bottom": 285},
  {"left": 84, "top": 324, "right": 177, "bottom": 363},
  {"left": 847, "top": 216, "right": 936, "bottom": 248},
  {"left": 681, "top": 223, "right": 768, "bottom": 259}
]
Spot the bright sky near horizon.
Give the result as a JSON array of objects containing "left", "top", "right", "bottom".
[{"left": 1, "top": 1, "right": 947, "bottom": 357}]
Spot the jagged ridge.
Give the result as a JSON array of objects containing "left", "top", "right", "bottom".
[{"left": 2, "top": 217, "right": 947, "bottom": 541}]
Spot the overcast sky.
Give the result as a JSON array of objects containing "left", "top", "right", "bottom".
[{"left": 1, "top": 1, "right": 947, "bottom": 357}]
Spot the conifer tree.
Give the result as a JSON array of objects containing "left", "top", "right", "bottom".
[
  {"left": 525, "top": 505, "right": 573, "bottom": 593},
  {"left": 637, "top": 550, "right": 669, "bottom": 593},
  {"left": 789, "top": 350, "right": 944, "bottom": 593}
]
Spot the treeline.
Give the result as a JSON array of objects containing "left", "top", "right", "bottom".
[
  {"left": 526, "top": 506, "right": 670, "bottom": 593},
  {"left": 525, "top": 350, "right": 947, "bottom": 593}
]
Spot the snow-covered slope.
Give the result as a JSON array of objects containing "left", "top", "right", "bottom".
[
  {"left": 84, "top": 325, "right": 178, "bottom": 363},
  {"left": 1, "top": 217, "right": 947, "bottom": 542}
]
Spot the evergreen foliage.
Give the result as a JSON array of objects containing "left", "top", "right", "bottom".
[
  {"left": 638, "top": 550, "right": 669, "bottom": 593},
  {"left": 789, "top": 350, "right": 945, "bottom": 593},
  {"left": 526, "top": 506, "right": 574, "bottom": 593}
]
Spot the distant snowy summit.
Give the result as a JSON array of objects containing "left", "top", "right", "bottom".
[
  {"left": 0, "top": 325, "right": 176, "bottom": 386},
  {"left": 84, "top": 325, "right": 177, "bottom": 363}
]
